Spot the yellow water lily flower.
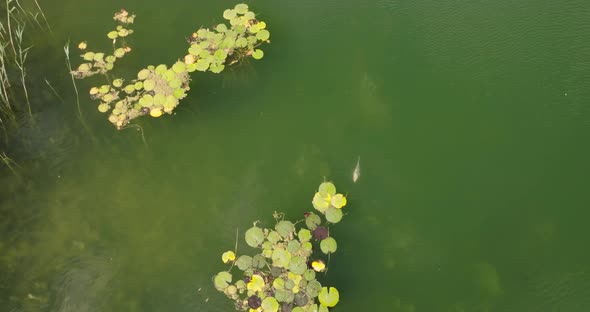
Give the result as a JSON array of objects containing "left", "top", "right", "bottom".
[{"left": 311, "top": 259, "right": 326, "bottom": 272}]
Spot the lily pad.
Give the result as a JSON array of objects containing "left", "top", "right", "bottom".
[
  {"left": 325, "top": 207, "right": 343, "bottom": 223},
  {"left": 330, "top": 194, "right": 347, "bottom": 209},
  {"left": 298, "top": 229, "right": 312, "bottom": 242},
  {"left": 271, "top": 248, "right": 291, "bottom": 268},
  {"left": 235, "top": 3, "right": 249, "bottom": 14},
  {"left": 139, "top": 94, "right": 153, "bottom": 107},
  {"left": 223, "top": 9, "right": 236, "bottom": 20},
  {"left": 306, "top": 280, "right": 321, "bottom": 298},
  {"left": 214, "top": 271, "right": 232, "bottom": 291},
  {"left": 98, "top": 103, "right": 110, "bottom": 113},
  {"left": 137, "top": 69, "right": 150, "bottom": 80},
  {"left": 252, "top": 254, "right": 267, "bottom": 269},
  {"left": 256, "top": 29, "right": 270, "bottom": 41},
  {"left": 312, "top": 192, "right": 330, "bottom": 212},
  {"left": 172, "top": 61, "right": 186, "bottom": 73},
  {"left": 107, "top": 31, "right": 118, "bottom": 39},
  {"left": 267, "top": 230, "right": 282, "bottom": 244},
  {"left": 287, "top": 240, "right": 301, "bottom": 254},
  {"left": 247, "top": 274, "right": 265, "bottom": 292},
  {"left": 245, "top": 227, "right": 265, "bottom": 247},
  {"left": 236, "top": 255, "right": 253, "bottom": 270},
  {"left": 252, "top": 49, "right": 264, "bottom": 60},
  {"left": 273, "top": 278, "right": 285, "bottom": 290},
  {"left": 216, "top": 23, "right": 228, "bottom": 32},
  {"left": 276, "top": 220, "right": 295, "bottom": 238},
  {"left": 320, "top": 237, "right": 337, "bottom": 254},
  {"left": 288, "top": 256, "right": 307, "bottom": 275},
  {"left": 261, "top": 297, "right": 279, "bottom": 312},
  {"left": 318, "top": 182, "right": 336, "bottom": 196},
  {"left": 303, "top": 269, "right": 316, "bottom": 281},
  {"left": 154, "top": 93, "right": 166, "bottom": 106},
  {"left": 305, "top": 213, "right": 321, "bottom": 230},
  {"left": 143, "top": 79, "right": 155, "bottom": 91},
  {"left": 195, "top": 59, "right": 210, "bottom": 72},
  {"left": 318, "top": 287, "right": 339, "bottom": 307}
]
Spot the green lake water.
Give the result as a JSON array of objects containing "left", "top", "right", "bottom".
[{"left": 2, "top": 0, "right": 590, "bottom": 311}]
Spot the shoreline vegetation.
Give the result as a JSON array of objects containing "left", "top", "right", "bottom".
[{"left": 0, "top": 0, "right": 52, "bottom": 174}]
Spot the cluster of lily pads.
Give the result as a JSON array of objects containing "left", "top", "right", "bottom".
[
  {"left": 214, "top": 182, "right": 346, "bottom": 312},
  {"left": 71, "top": 3, "right": 270, "bottom": 129}
]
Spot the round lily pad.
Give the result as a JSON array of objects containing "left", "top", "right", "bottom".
[
  {"left": 93, "top": 53, "right": 104, "bottom": 62},
  {"left": 325, "top": 207, "right": 343, "bottom": 223},
  {"left": 143, "top": 79, "right": 155, "bottom": 91},
  {"left": 195, "top": 59, "right": 210, "bottom": 72},
  {"left": 248, "top": 295, "right": 262, "bottom": 308},
  {"left": 312, "top": 192, "right": 330, "bottom": 212},
  {"left": 256, "top": 29, "right": 270, "bottom": 41},
  {"left": 173, "top": 88, "right": 186, "bottom": 99},
  {"left": 318, "top": 287, "right": 339, "bottom": 307},
  {"left": 287, "top": 240, "right": 301, "bottom": 254},
  {"left": 105, "top": 55, "right": 116, "bottom": 63},
  {"left": 306, "top": 280, "right": 321, "bottom": 298},
  {"left": 276, "top": 220, "right": 295, "bottom": 238},
  {"left": 223, "top": 9, "right": 236, "bottom": 20},
  {"left": 305, "top": 213, "right": 321, "bottom": 230},
  {"left": 245, "top": 226, "right": 265, "bottom": 247},
  {"left": 303, "top": 269, "right": 316, "bottom": 281},
  {"left": 267, "top": 231, "right": 282, "bottom": 244},
  {"left": 320, "top": 237, "right": 337, "bottom": 254},
  {"left": 252, "top": 49, "right": 264, "bottom": 60},
  {"left": 98, "top": 103, "right": 109, "bottom": 113},
  {"left": 235, "top": 3, "right": 248, "bottom": 14},
  {"left": 214, "top": 271, "right": 232, "bottom": 291},
  {"left": 114, "top": 48, "right": 125, "bottom": 58},
  {"left": 82, "top": 52, "right": 94, "bottom": 61},
  {"left": 298, "top": 229, "right": 312, "bottom": 242},
  {"left": 155, "top": 64, "right": 167, "bottom": 74},
  {"left": 209, "top": 62, "right": 225, "bottom": 74},
  {"left": 330, "top": 194, "right": 347, "bottom": 209},
  {"left": 154, "top": 93, "right": 166, "bottom": 106},
  {"left": 236, "top": 255, "right": 253, "bottom": 270},
  {"left": 247, "top": 274, "right": 265, "bottom": 292},
  {"left": 172, "top": 61, "right": 186, "bottom": 73},
  {"left": 271, "top": 248, "right": 291, "bottom": 268},
  {"left": 319, "top": 182, "right": 336, "bottom": 196},
  {"left": 137, "top": 69, "right": 150, "bottom": 80},
  {"left": 252, "top": 254, "right": 267, "bottom": 269},
  {"left": 312, "top": 226, "right": 329, "bottom": 240},
  {"left": 288, "top": 256, "right": 307, "bottom": 275}
]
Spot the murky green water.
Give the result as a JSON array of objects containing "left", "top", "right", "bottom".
[{"left": 2, "top": 0, "right": 590, "bottom": 311}]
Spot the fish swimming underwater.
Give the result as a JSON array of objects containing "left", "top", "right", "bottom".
[{"left": 353, "top": 156, "right": 361, "bottom": 182}]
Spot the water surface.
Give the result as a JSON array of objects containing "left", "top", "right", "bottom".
[{"left": 2, "top": 0, "right": 590, "bottom": 311}]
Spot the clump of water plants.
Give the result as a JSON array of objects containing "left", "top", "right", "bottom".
[
  {"left": 71, "top": 4, "right": 270, "bottom": 129},
  {"left": 214, "top": 182, "right": 346, "bottom": 312}
]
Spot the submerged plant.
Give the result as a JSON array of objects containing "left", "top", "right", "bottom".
[
  {"left": 71, "top": 3, "right": 270, "bottom": 129},
  {"left": 214, "top": 182, "right": 346, "bottom": 312}
]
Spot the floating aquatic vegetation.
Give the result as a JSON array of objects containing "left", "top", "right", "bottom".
[
  {"left": 71, "top": 4, "right": 270, "bottom": 129},
  {"left": 213, "top": 182, "right": 346, "bottom": 312},
  {"left": 214, "top": 182, "right": 346, "bottom": 311}
]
